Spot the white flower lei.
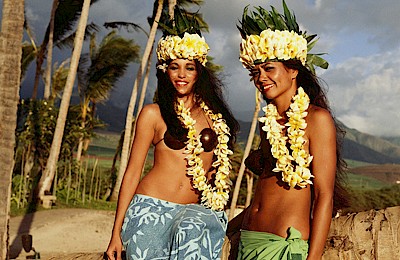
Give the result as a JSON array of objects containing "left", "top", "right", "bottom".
[
  {"left": 258, "top": 87, "right": 314, "bottom": 188},
  {"left": 176, "top": 100, "right": 233, "bottom": 211}
]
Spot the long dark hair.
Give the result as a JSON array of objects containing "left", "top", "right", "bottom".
[
  {"left": 155, "top": 60, "right": 239, "bottom": 150},
  {"left": 282, "top": 59, "right": 350, "bottom": 214}
]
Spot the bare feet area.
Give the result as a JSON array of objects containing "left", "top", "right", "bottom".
[{"left": 9, "top": 208, "right": 115, "bottom": 260}]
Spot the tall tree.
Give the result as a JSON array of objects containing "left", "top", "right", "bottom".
[
  {"left": 37, "top": 0, "right": 92, "bottom": 198},
  {"left": 43, "top": 0, "right": 59, "bottom": 99},
  {"left": 0, "top": 0, "right": 24, "bottom": 258},
  {"left": 31, "top": 0, "right": 99, "bottom": 99},
  {"left": 229, "top": 90, "right": 262, "bottom": 220}
]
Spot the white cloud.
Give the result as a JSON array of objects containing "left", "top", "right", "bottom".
[{"left": 325, "top": 49, "right": 400, "bottom": 137}]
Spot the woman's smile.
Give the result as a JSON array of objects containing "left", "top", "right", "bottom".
[{"left": 167, "top": 59, "right": 198, "bottom": 95}]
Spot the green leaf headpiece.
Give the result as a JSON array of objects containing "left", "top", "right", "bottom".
[{"left": 237, "top": 0, "right": 328, "bottom": 74}]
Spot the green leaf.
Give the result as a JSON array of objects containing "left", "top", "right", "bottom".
[
  {"left": 307, "top": 37, "right": 318, "bottom": 51},
  {"left": 253, "top": 13, "right": 267, "bottom": 31},
  {"left": 307, "top": 54, "right": 329, "bottom": 70},
  {"left": 283, "top": 0, "right": 297, "bottom": 31}
]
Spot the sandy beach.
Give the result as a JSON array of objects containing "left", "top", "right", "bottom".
[{"left": 9, "top": 208, "right": 115, "bottom": 260}]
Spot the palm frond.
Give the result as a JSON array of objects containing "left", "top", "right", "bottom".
[
  {"left": 84, "top": 31, "right": 140, "bottom": 103},
  {"left": 21, "top": 42, "right": 37, "bottom": 80},
  {"left": 103, "top": 22, "right": 149, "bottom": 37},
  {"left": 55, "top": 22, "right": 100, "bottom": 49},
  {"left": 52, "top": 0, "right": 100, "bottom": 41}
]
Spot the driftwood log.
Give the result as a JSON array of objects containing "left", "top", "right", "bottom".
[{"left": 324, "top": 206, "right": 400, "bottom": 259}]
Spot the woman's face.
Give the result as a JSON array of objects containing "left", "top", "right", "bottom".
[
  {"left": 250, "top": 61, "right": 298, "bottom": 101},
  {"left": 167, "top": 58, "right": 198, "bottom": 97}
]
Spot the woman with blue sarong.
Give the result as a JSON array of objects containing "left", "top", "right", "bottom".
[
  {"left": 227, "top": 1, "right": 349, "bottom": 259},
  {"left": 105, "top": 7, "right": 239, "bottom": 260}
]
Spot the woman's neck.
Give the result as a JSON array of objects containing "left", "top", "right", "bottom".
[
  {"left": 177, "top": 94, "right": 196, "bottom": 109},
  {"left": 273, "top": 86, "right": 298, "bottom": 115}
]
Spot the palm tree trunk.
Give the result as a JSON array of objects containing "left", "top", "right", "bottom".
[
  {"left": 168, "top": 0, "right": 177, "bottom": 19},
  {"left": 43, "top": 0, "right": 59, "bottom": 99},
  {"left": 136, "top": 47, "right": 153, "bottom": 117},
  {"left": 110, "top": 0, "right": 164, "bottom": 201},
  {"left": 131, "top": 46, "right": 154, "bottom": 142},
  {"left": 0, "top": 0, "right": 24, "bottom": 258},
  {"left": 31, "top": 42, "right": 47, "bottom": 99},
  {"left": 38, "top": 0, "right": 91, "bottom": 198},
  {"left": 245, "top": 169, "right": 253, "bottom": 207},
  {"left": 76, "top": 100, "right": 89, "bottom": 162},
  {"left": 229, "top": 90, "right": 261, "bottom": 220}
]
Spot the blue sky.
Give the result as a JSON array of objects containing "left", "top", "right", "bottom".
[{"left": 14, "top": 0, "right": 400, "bottom": 137}]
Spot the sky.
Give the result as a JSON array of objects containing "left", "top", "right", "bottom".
[{"left": 11, "top": 0, "right": 400, "bottom": 137}]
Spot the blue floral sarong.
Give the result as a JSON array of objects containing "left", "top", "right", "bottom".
[{"left": 121, "top": 194, "right": 227, "bottom": 260}]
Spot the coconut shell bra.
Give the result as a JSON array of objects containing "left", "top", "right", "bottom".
[{"left": 161, "top": 128, "right": 218, "bottom": 152}]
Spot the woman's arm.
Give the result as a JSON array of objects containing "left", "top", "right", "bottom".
[
  {"left": 106, "top": 105, "right": 158, "bottom": 260},
  {"left": 306, "top": 108, "right": 337, "bottom": 260}
]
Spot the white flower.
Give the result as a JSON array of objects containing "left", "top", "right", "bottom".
[
  {"left": 156, "top": 63, "right": 168, "bottom": 73},
  {"left": 240, "top": 29, "right": 307, "bottom": 69},
  {"left": 176, "top": 100, "right": 233, "bottom": 211},
  {"left": 156, "top": 33, "right": 209, "bottom": 66},
  {"left": 259, "top": 87, "right": 314, "bottom": 188}
]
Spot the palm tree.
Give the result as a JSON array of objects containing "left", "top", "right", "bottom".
[
  {"left": 37, "top": 0, "right": 92, "bottom": 198},
  {"left": 229, "top": 90, "right": 262, "bottom": 220},
  {"left": 43, "top": 0, "right": 59, "bottom": 99},
  {"left": 31, "top": 0, "right": 100, "bottom": 99},
  {"left": 21, "top": 21, "right": 38, "bottom": 82},
  {"left": 75, "top": 31, "right": 140, "bottom": 162},
  {"left": 0, "top": 0, "right": 24, "bottom": 257}
]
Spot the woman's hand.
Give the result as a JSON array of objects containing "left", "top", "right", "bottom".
[{"left": 105, "top": 234, "right": 123, "bottom": 260}]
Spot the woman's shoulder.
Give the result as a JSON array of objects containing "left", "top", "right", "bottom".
[
  {"left": 136, "top": 104, "right": 162, "bottom": 124},
  {"left": 307, "top": 105, "right": 333, "bottom": 121},
  {"left": 307, "top": 105, "right": 335, "bottom": 133},
  {"left": 139, "top": 103, "right": 161, "bottom": 118}
]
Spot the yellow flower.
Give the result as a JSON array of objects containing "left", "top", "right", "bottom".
[
  {"left": 157, "top": 33, "right": 209, "bottom": 66},
  {"left": 240, "top": 29, "right": 308, "bottom": 69},
  {"left": 259, "top": 87, "right": 313, "bottom": 188}
]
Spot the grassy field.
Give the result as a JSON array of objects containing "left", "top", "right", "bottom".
[
  {"left": 88, "top": 131, "right": 120, "bottom": 157},
  {"left": 346, "top": 172, "right": 391, "bottom": 190}
]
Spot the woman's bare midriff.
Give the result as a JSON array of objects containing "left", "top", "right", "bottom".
[
  {"left": 135, "top": 140, "right": 215, "bottom": 204},
  {"left": 241, "top": 174, "right": 312, "bottom": 240}
]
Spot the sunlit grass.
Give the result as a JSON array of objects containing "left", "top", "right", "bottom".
[{"left": 346, "top": 173, "right": 391, "bottom": 190}]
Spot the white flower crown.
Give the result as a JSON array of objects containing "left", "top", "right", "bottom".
[
  {"left": 156, "top": 32, "right": 209, "bottom": 69},
  {"left": 240, "top": 29, "right": 307, "bottom": 69}
]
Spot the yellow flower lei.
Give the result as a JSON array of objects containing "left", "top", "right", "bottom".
[
  {"left": 176, "top": 100, "right": 233, "bottom": 211},
  {"left": 259, "top": 87, "right": 313, "bottom": 188}
]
